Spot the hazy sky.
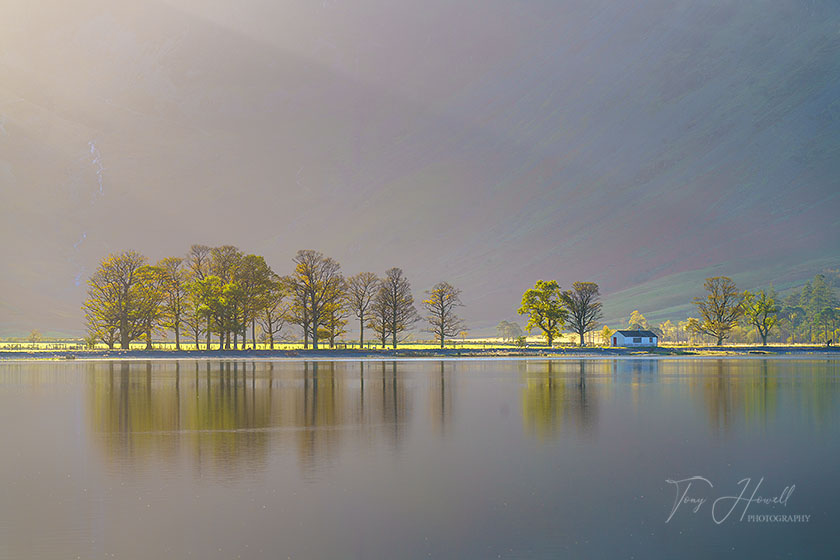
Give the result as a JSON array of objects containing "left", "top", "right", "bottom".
[{"left": 1, "top": 0, "right": 839, "bottom": 336}]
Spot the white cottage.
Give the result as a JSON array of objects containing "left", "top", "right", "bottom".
[{"left": 611, "top": 330, "right": 658, "bottom": 347}]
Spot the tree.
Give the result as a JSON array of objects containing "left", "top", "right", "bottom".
[
  {"left": 257, "top": 275, "right": 287, "bottom": 350},
  {"left": 689, "top": 277, "right": 744, "bottom": 346},
  {"left": 806, "top": 275, "right": 838, "bottom": 342},
  {"left": 27, "top": 329, "right": 42, "bottom": 344},
  {"left": 83, "top": 251, "right": 150, "bottom": 349},
  {"left": 158, "top": 257, "right": 188, "bottom": 350},
  {"left": 601, "top": 325, "right": 614, "bottom": 346},
  {"left": 190, "top": 275, "right": 226, "bottom": 350},
  {"left": 181, "top": 287, "right": 205, "bottom": 350},
  {"left": 742, "top": 289, "right": 779, "bottom": 346},
  {"left": 368, "top": 282, "right": 392, "bottom": 348},
  {"left": 321, "top": 295, "right": 349, "bottom": 348},
  {"left": 187, "top": 244, "right": 212, "bottom": 280},
  {"left": 561, "top": 282, "right": 602, "bottom": 346},
  {"left": 423, "top": 282, "right": 465, "bottom": 348},
  {"left": 187, "top": 244, "right": 212, "bottom": 348},
  {"left": 378, "top": 268, "right": 418, "bottom": 348},
  {"left": 235, "top": 254, "right": 274, "bottom": 349},
  {"left": 517, "top": 280, "right": 567, "bottom": 347},
  {"left": 628, "top": 310, "right": 650, "bottom": 330},
  {"left": 657, "top": 320, "right": 676, "bottom": 342},
  {"left": 283, "top": 274, "right": 311, "bottom": 347},
  {"left": 347, "top": 272, "right": 380, "bottom": 347},
  {"left": 210, "top": 246, "right": 243, "bottom": 349},
  {"left": 289, "top": 250, "right": 344, "bottom": 349},
  {"left": 136, "top": 265, "right": 168, "bottom": 350},
  {"left": 816, "top": 307, "right": 837, "bottom": 343},
  {"left": 496, "top": 321, "right": 523, "bottom": 342}
]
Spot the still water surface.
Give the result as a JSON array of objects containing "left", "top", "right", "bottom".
[{"left": 0, "top": 359, "right": 838, "bottom": 559}]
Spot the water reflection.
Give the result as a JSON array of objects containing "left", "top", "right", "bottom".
[
  {"left": 4, "top": 358, "right": 840, "bottom": 559},
  {"left": 85, "top": 360, "right": 416, "bottom": 478},
  {"left": 88, "top": 361, "right": 272, "bottom": 478},
  {"left": 521, "top": 360, "right": 599, "bottom": 439},
  {"left": 684, "top": 359, "right": 840, "bottom": 434},
  {"left": 79, "top": 359, "right": 840, "bottom": 475},
  {"left": 429, "top": 361, "right": 454, "bottom": 435}
]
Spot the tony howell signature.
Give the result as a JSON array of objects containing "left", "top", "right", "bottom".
[{"left": 665, "top": 476, "right": 808, "bottom": 524}]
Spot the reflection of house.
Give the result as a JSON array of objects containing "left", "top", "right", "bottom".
[{"left": 612, "top": 330, "right": 658, "bottom": 347}]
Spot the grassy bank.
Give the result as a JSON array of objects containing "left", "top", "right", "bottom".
[{"left": 1, "top": 344, "right": 838, "bottom": 361}]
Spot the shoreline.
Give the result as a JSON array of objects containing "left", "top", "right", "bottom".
[{"left": 1, "top": 346, "right": 838, "bottom": 363}]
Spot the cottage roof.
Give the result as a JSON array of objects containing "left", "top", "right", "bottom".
[{"left": 614, "top": 330, "right": 658, "bottom": 338}]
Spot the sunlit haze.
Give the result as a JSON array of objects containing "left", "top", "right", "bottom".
[{"left": 2, "top": 0, "right": 838, "bottom": 336}]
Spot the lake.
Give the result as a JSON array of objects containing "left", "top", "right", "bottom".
[{"left": 0, "top": 358, "right": 838, "bottom": 559}]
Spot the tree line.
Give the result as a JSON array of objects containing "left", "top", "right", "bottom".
[
  {"left": 616, "top": 273, "right": 839, "bottom": 346},
  {"left": 83, "top": 246, "right": 465, "bottom": 350},
  {"left": 516, "top": 280, "right": 604, "bottom": 346},
  {"left": 511, "top": 273, "right": 838, "bottom": 348},
  {"left": 684, "top": 274, "right": 838, "bottom": 345}
]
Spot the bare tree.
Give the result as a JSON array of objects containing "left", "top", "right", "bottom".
[
  {"left": 236, "top": 254, "right": 274, "bottom": 349},
  {"left": 187, "top": 244, "right": 212, "bottom": 280},
  {"left": 689, "top": 276, "right": 745, "bottom": 346},
  {"left": 289, "top": 250, "right": 344, "bottom": 349},
  {"left": 496, "top": 321, "right": 523, "bottom": 342},
  {"left": 136, "top": 265, "right": 168, "bottom": 350},
  {"left": 378, "top": 267, "right": 418, "bottom": 349},
  {"left": 423, "top": 282, "right": 465, "bottom": 348},
  {"left": 210, "top": 246, "right": 243, "bottom": 349},
  {"left": 159, "top": 257, "right": 188, "bottom": 350},
  {"left": 257, "top": 275, "right": 287, "bottom": 350},
  {"left": 368, "top": 282, "right": 392, "bottom": 348},
  {"left": 187, "top": 244, "right": 212, "bottom": 348},
  {"left": 347, "top": 272, "right": 380, "bottom": 347},
  {"left": 321, "top": 294, "right": 350, "bottom": 348},
  {"left": 283, "top": 273, "right": 311, "bottom": 348},
  {"left": 561, "top": 282, "right": 603, "bottom": 346},
  {"left": 83, "top": 251, "right": 149, "bottom": 349}
]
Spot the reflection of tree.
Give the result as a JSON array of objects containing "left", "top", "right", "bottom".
[
  {"left": 87, "top": 361, "right": 272, "bottom": 478},
  {"left": 521, "top": 360, "right": 598, "bottom": 439},
  {"left": 86, "top": 360, "right": 421, "bottom": 478},
  {"left": 691, "top": 359, "right": 839, "bottom": 434},
  {"left": 380, "top": 361, "right": 410, "bottom": 446},
  {"left": 293, "top": 361, "right": 342, "bottom": 473},
  {"left": 689, "top": 359, "right": 779, "bottom": 433},
  {"left": 428, "top": 361, "right": 453, "bottom": 435}
]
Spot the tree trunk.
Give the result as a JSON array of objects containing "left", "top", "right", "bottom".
[
  {"left": 206, "top": 318, "right": 211, "bottom": 350},
  {"left": 303, "top": 307, "right": 309, "bottom": 349},
  {"left": 761, "top": 332, "right": 768, "bottom": 346},
  {"left": 175, "top": 322, "right": 180, "bottom": 351},
  {"left": 252, "top": 318, "right": 256, "bottom": 350},
  {"left": 579, "top": 330, "right": 585, "bottom": 347},
  {"left": 312, "top": 306, "right": 319, "bottom": 350},
  {"left": 392, "top": 307, "right": 397, "bottom": 349},
  {"left": 219, "top": 331, "right": 224, "bottom": 350},
  {"left": 233, "top": 309, "right": 238, "bottom": 350},
  {"left": 120, "top": 318, "right": 129, "bottom": 349},
  {"left": 145, "top": 326, "right": 152, "bottom": 350},
  {"left": 717, "top": 335, "right": 724, "bottom": 346}
]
